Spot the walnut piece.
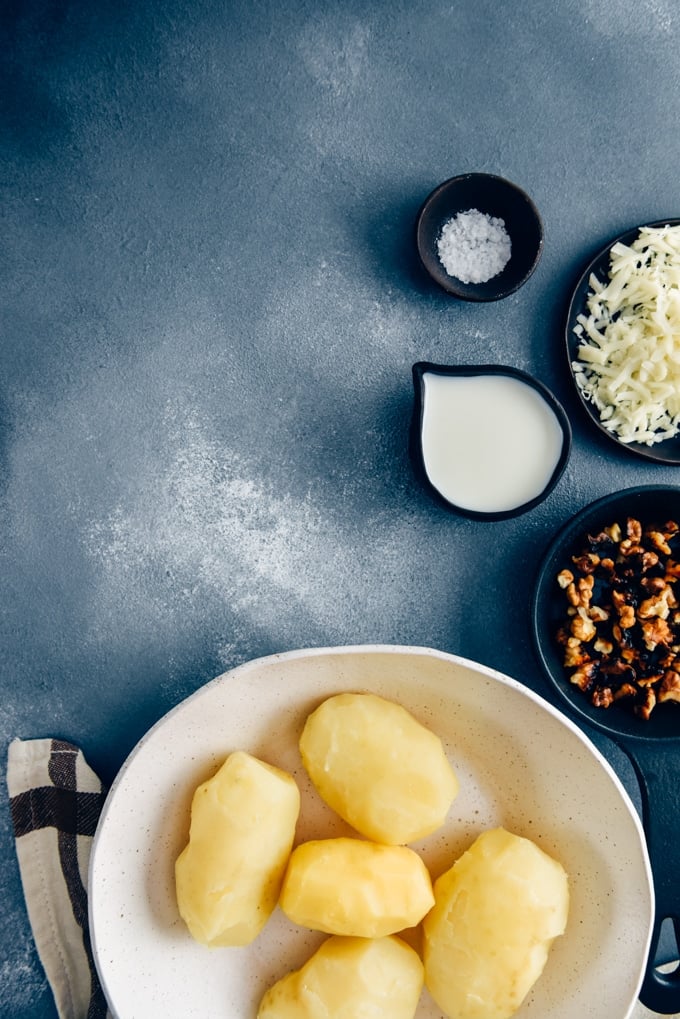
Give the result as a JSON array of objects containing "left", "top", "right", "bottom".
[{"left": 659, "top": 670, "right": 680, "bottom": 704}]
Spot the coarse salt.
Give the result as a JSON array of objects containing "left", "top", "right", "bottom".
[{"left": 437, "top": 209, "right": 512, "bottom": 284}]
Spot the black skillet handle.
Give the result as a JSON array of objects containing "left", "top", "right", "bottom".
[{"left": 625, "top": 740, "right": 680, "bottom": 1014}]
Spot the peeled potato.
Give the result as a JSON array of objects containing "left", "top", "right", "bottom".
[
  {"left": 257, "top": 935, "right": 424, "bottom": 1019},
  {"left": 423, "top": 827, "right": 569, "bottom": 1019},
  {"left": 299, "top": 692, "right": 458, "bottom": 844},
  {"left": 175, "top": 750, "right": 300, "bottom": 947},
  {"left": 279, "top": 837, "right": 434, "bottom": 937}
]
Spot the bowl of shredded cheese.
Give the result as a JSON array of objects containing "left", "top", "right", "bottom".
[
  {"left": 415, "top": 173, "right": 543, "bottom": 301},
  {"left": 567, "top": 219, "right": 680, "bottom": 464}
]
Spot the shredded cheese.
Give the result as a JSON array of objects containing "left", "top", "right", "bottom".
[{"left": 572, "top": 223, "right": 680, "bottom": 445}]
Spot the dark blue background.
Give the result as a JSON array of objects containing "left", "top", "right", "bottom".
[{"left": 3, "top": 1, "right": 679, "bottom": 1014}]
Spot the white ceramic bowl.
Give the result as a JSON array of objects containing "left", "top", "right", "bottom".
[{"left": 89, "top": 645, "right": 653, "bottom": 1019}]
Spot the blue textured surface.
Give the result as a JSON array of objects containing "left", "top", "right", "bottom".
[{"left": 3, "top": 0, "right": 679, "bottom": 1014}]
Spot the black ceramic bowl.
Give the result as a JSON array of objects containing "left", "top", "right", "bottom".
[
  {"left": 415, "top": 173, "right": 543, "bottom": 301},
  {"left": 410, "top": 362, "right": 571, "bottom": 521},
  {"left": 566, "top": 218, "right": 680, "bottom": 465},
  {"left": 531, "top": 485, "right": 680, "bottom": 1012}
]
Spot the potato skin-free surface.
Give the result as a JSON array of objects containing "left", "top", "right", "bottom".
[
  {"left": 279, "top": 837, "right": 434, "bottom": 937},
  {"left": 257, "top": 935, "right": 424, "bottom": 1019},
  {"left": 175, "top": 751, "right": 300, "bottom": 947},
  {"left": 299, "top": 692, "right": 458, "bottom": 844},
  {"left": 423, "top": 827, "right": 569, "bottom": 1019}
]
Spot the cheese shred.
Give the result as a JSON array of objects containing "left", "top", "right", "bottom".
[{"left": 572, "top": 224, "right": 680, "bottom": 446}]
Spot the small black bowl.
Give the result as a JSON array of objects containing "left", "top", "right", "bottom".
[
  {"left": 416, "top": 173, "right": 543, "bottom": 301},
  {"left": 410, "top": 362, "right": 571, "bottom": 521}
]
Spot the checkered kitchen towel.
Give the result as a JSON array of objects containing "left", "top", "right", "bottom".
[{"left": 7, "top": 738, "right": 112, "bottom": 1019}]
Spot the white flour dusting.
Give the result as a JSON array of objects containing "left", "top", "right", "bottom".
[
  {"left": 581, "top": 0, "right": 673, "bottom": 35},
  {"left": 84, "top": 404, "right": 421, "bottom": 651},
  {"left": 297, "top": 16, "right": 371, "bottom": 98},
  {"left": 265, "top": 257, "right": 424, "bottom": 384}
]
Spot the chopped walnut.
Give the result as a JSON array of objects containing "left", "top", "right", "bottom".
[
  {"left": 659, "top": 670, "right": 680, "bottom": 703},
  {"left": 641, "top": 551, "right": 660, "bottom": 572},
  {"left": 557, "top": 569, "right": 574, "bottom": 589},
  {"left": 592, "top": 687, "right": 614, "bottom": 708},
  {"left": 618, "top": 604, "right": 636, "bottom": 629},
  {"left": 571, "top": 608, "right": 596, "bottom": 642},
  {"left": 647, "top": 531, "right": 672, "bottom": 556},
  {"left": 569, "top": 664, "right": 596, "bottom": 691},
  {"left": 563, "top": 639, "right": 591, "bottom": 668},
  {"left": 637, "top": 672, "right": 663, "bottom": 688},
  {"left": 627, "top": 517, "right": 642, "bottom": 542},
  {"left": 576, "top": 575, "right": 594, "bottom": 608},
  {"left": 600, "top": 659, "right": 635, "bottom": 680},
  {"left": 636, "top": 687, "right": 657, "bottom": 721},
  {"left": 571, "top": 553, "right": 600, "bottom": 574},
  {"left": 638, "top": 586, "right": 675, "bottom": 621},
  {"left": 641, "top": 618, "right": 673, "bottom": 650},
  {"left": 619, "top": 539, "right": 645, "bottom": 557},
  {"left": 613, "top": 683, "right": 638, "bottom": 700}
]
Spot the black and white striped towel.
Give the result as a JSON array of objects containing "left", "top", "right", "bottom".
[{"left": 7, "top": 738, "right": 112, "bottom": 1019}]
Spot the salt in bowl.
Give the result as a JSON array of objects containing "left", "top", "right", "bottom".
[{"left": 416, "top": 173, "right": 543, "bottom": 301}]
